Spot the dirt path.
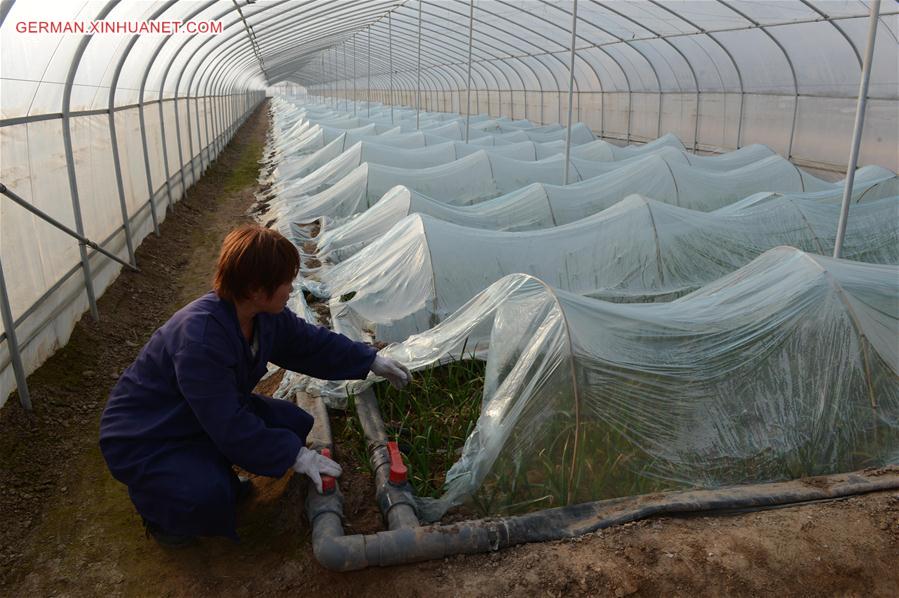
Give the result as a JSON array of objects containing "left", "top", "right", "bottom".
[{"left": 1, "top": 101, "right": 898, "bottom": 598}]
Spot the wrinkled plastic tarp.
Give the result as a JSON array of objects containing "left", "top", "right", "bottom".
[
  {"left": 310, "top": 196, "right": 899, "bottom": 343},
  {"left": 348, "top": 248, "right": 899, "bottom": 520}
]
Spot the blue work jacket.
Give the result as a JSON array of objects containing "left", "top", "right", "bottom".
[{"left": 100, "top": 291, "right": 377, "bottom": 478}]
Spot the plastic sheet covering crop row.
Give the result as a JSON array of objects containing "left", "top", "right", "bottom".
[
  {"left": 265, "top": 148, "right": 839, "bottom": 232},
  {"left": 265, "top": 100, "right": 898, "bottom": 522},
  {"left": 301, "top": 196, "right": 898, "bottom": 344},
  {"left": 306, "top": 167, "right": 898, "bottom": 264},
  {"left": 266, "top": 140, "right": 784, "bottom": 218},
  {"left": 265, "top": 129, "right": 702, "bottom": 188},
  {"left": 322, "top": 248, "right": 898, "bottom": 521}
]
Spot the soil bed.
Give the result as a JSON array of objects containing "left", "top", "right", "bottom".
[{"left": 1, "top": 101, "right": 897, "bottom": 597}]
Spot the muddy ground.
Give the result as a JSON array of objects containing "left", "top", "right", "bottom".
[{"left": 1, "top": 101, "right": 897, "bottom": 597}]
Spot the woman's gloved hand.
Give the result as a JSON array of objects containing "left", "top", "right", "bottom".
[
  {"left": 293, "top": 446, "right": 342, "bottom": 493},
  {"left": 371, "top": 354, "right": 412, "bottom": 390}
]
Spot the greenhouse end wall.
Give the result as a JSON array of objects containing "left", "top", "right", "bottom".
[{"left": 322, "top": 85, "right": 898, "bottom": 172}]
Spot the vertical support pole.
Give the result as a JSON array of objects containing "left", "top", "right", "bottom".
[
  {"left": 656, "top": 91, "right": 663, "bottom": 139},
  {"left": 203, "top": 93, "right": 213, "bottom": 167},
  {"left": 171, "top": 91, "right": 189, "bottom": 200},
  {"left": 389, "top": 12, "right": 394, "bottom": 124},
  {"left": 368, "top": 28, "right": 372, "bottom": 117},
  {"left": 135, "top": 35, "right": 163, "bottom": 239},
  {"left": 107, "top": 86, "right": 137, "bottom": 268},
  {"left": 214, "top": 89, "right": 221, "bottom": 155},
  {"left": 61, "top": 29, "right": 102, "bottom": 322},
  {"left": 563, "top": 0, "right": 578, "bottom": 185},
  {"left": 465, "top": 0, "right": 474, "bottom": 142},
  {"left": 187, "top": 92, "right": 198, "bottom": 184},
  {"left": 626, "top": 91, "right": 632, "bottom": 144},
  {"left": 343, "top": 45, "right": 348, "bottom": 112},
  {"left": 599, "top": 88, "right": 604, "bottom": 137},
  {"left": 692, "top": 88, "right": 701, "bottom": 153},
  {"left": 0, "top": 257, "right": 31, "bottom": 410},
  {"left": 834, "top": 0, "right": 880, "bottom": 258},
  {"left": 540, "top": 90, "right": 544, "bottom": 124},
  {"left": 353, "top": 35, "right": 357, "bottom": 115},
  {"left": 522, "top": 88, "right": 526, "bottom": 121},
  {"left": 217, "top": 90, "right": 225, "bottom": 153},
  {"left": 218, "top": 89, "right": 224, "bottom": 154},
  {"left": 194, "top": 95, "right": 209, "bottom": 173},
  {"left": 212, "top": 89, "right": 220, "bottom": 157},
  {"left": 415, "top": 7, "right": 425, "bottom": 124}
]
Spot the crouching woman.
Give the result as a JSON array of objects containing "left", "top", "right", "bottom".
[{"left": 99, "top": 224, "right": 409, "bottom": 546}]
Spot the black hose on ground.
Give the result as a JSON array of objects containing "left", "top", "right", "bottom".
[{"left": 307, "top": 466, "right": 898, "bottom": 571}]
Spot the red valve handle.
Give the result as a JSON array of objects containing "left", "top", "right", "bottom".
[
  {"left": 320, "top": 448, "right": 336, "bottom": 494},
  {"left": 387, "top": 441, "right": 408, "bottom": 485}
]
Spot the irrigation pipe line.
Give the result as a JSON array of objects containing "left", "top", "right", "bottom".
[
  {"left": 301, "top": 391, "right": 899, "bottom": 571},
  {"left": 353, "top": 389, "right": 420, "bottom": 529}
]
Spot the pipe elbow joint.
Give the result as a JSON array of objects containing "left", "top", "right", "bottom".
[{"left": 312, "top": 524, "right": 369, "bottom": 572}]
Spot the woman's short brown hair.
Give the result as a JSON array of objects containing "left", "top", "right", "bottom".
[{"left": 213, "top": 224, "right": 300, "bottom": 302}]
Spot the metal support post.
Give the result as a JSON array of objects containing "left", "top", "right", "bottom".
[
  {"left": 61, "top": 6, "right": 111, "bottom": 322},
  {"left": 834, "top": 0, "right": 880, "bottom": 258},
  {"left": 107, "top": 78, "right": 137, "bottom": 267},
  {"left": 416, "top": 0, "right": 423, "bottom": 129},
  {"left": 353, "top": 35, "right": 357, "bottom": 115},
  {"left": 389, "top": 12, "right": 394, "bottom": 123},
  {"left": 563, "top": 0, "right": 578, "bottom": 185},
  {"left": 0, "top": 256, "right": 32, "bottom": 410},
  {"left": 465, "top": 0, "right": 474, "bottom": 142}
]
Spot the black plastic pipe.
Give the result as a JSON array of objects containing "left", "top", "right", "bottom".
[{"left": 306, "top": 466, "right": 899, "bottom": 571}]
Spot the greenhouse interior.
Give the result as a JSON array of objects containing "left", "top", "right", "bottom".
[{"left": 1, "top": 0, "right": 898, "bottom": 591}]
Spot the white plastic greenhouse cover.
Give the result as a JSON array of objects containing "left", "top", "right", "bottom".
[{"left": 1, "top": 1, "right": 897, "bottom": 406}]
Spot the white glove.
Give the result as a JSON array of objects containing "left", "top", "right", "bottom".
[
  {"left": 371, "top": 354, "right": 412, "bottom": 390},
  {"left": 293, "top": 446, "right": 342, "bottom": 493}
]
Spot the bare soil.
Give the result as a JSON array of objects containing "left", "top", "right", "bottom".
[{"left": 1, "top": 101, "right": 897, "bottom": 598}]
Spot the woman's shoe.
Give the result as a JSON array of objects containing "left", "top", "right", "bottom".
[{"left": 142, "top": 517, "right": 197, "bottom": 548}]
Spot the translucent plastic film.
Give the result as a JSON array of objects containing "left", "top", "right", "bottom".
[
  {"left": 307, "top": 195, "right": 898, "bottom": 344},
  {"left": 353, "top": 248, "right": 898, "bottom": 520},
  {"left": 310, "top": 167, "right": 897, "bottom": 264}
]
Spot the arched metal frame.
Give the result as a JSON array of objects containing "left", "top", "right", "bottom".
[
  {"left": 0, "top": 0, "right": 896, "bottom": 408},
  {"left": 302, "top": 0, "right": 893, "bottom": 160},
  {"left": 0, "top": 0, "right": 279, "bottom": 406}
]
